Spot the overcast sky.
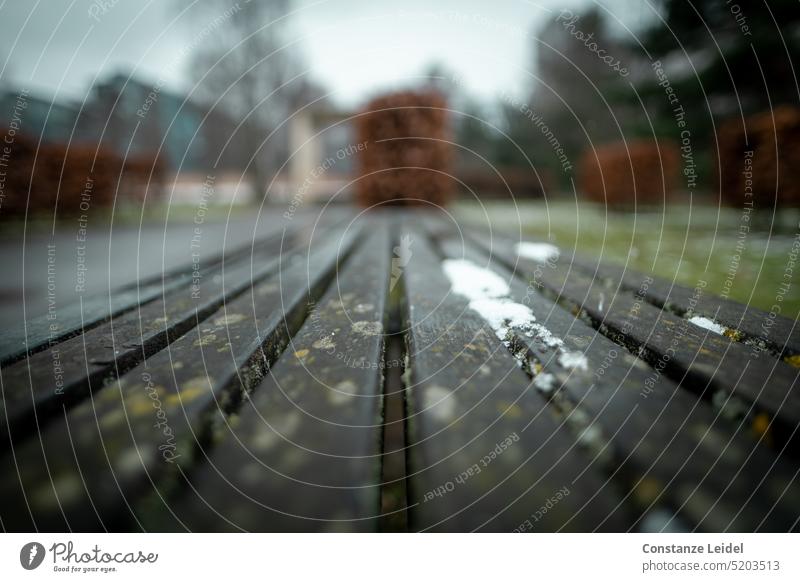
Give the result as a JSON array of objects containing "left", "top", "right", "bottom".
[{"left": 0, "top": 0, "right": 650, "bottom": 108}]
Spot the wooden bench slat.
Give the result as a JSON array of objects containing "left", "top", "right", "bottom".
[
  {"left": 465, "top": 231, "right": 800, "bottom": 448},
  {"left": 2, "top": 209, "right": 798, "bottom": 532},
  {"left": 401, "top": 222, "right": 631, "bottom": 532},
  {"left": 0, "top": 225, "right": 327, "bottom": 445},
  {"left": 167, "top": 225, "right": 391, "bottom": 531},
  {"left": 0, "top": 226, "right": 358, "bottom": 531},
  {"left": 568, "top": 254, "right": 800, "bottom": 358},
  {"left": 551, "top": 263, "right": 800, "bottom": 442},
  {"left": 456, "top": 223, "right": 800, "bottom": 359},
  {"left": 0, "top": 212, "right": 336, "bottom": 365},
  {"left": 434, "top": 228, "right": 800, "bottom": 531}
]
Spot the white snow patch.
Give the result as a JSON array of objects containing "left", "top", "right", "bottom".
[
  {"left": 578, "top": 423, "right": 603, "bottom": 447},
  {"left": 515, "top": 242, "right": 560, "bottom": 263},
  {"left": 558, "top": 351, "right": 589, "bottom": 371},
  {"left": 689, "top": 316, "right": 726, "bottom": 336},
  {"left": 424, "top": 385, "right": 456, "bottom": 423},
  {"left": 533, "top": 372, "right": 557, "bottom": 394},
  {"left": 468, "top": 298, "right": 536, "bottom": 340},
  {"left": 527, "top": 323, "right": 564, "bottom": 348},
  {"left": 442, "top": 258, "right": 589, "bottom": 377},
  {"left": 443, "top": 259, "right": 533, "bottom": 340},
  {"left": 442, "top": 259, "right": 509, "bottom": 300}
]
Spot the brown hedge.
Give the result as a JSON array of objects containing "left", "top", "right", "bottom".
[
  {"left": 578, "top": 140, "right": 679, "bottom": 207},
  {"left": 0, "top": 135, "right": 165, "bottom": 219},
  {"left": 454, "top": 166, "right": 550, "bottom": 199},
  {"left": 718, "top": 106, "right": 800, "bottom": 208},
  {"left": 355, "top": 90, "right": 453, "bottom": 207}
]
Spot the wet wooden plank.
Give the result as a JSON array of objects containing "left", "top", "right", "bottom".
[
  {"left": 3, "top": 208, "right": 796, "bottom": 533},
  {"left": 434, "top": 228, "right": 800, "bottom": 532},
  {"left": 0, "top": 226, "right": 358, "bottom": 531},
  {"left": 453, "top": 220, "right": 800, "bottom": 359},
  {"left": 567, "top": 253, "right": 800, "bottom": 359},
  {"left": 0, "top": 226, "right": 325, "bottom": 445},
  {"left": 466, "top": 230, "right": 800, "bottom": 450},
  {"left": 0, "top": 212, "right": 333, "bottom": 365},
  {"left": 0, "top": 285, "right": 180, "bottom": 366},
  {"left": 168, "top": 224, "right": 392, "bottom": 531},
  {"left": 401, "top": 222, "right": 631, "bottom": 532}
]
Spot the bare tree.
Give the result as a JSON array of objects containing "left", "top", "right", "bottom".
[{"left": 180, "top": 0, "right": 300, "bottom": 200}]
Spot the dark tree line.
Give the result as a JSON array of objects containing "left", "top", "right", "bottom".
[{"left": 455, "top": 0, "right": 800, "bottom": 195}]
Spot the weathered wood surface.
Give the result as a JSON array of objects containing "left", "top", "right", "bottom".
[
  {"left": 0, "top": 218, "right": 341, "bottom": 446},
  {"left": 464, "top": 230, "right": 800, "bottom": 453},
  {"left": 567, "top": 253, "right": 800, "bottom": 359},
  {"left": 0, "top": 209, "right": 798, "bottom": 532},
  {"left": 166, "top": 226, "right": 391, "bottom": 531},
  {"left": 0, "top": 212, "right": 327, "bottom": 365},
  {"left": 401, "top": 222, "right": 631, "bottom": 531},
  {"left": 429, "top": 221, "right": 800, "bottom": 531},
  {"left": 0, "top": 223, "right": 357, "bottom": 530}
]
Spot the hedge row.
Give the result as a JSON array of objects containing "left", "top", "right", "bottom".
[
  {"left": 355, "top": 90, "right": 453, "bottom": 208},
  {"left": 0, "top": 135, "right": 164, "bottom": 219},
  {"left": 718, "top": 105, "right": 800, "bottom": 208},
  {"left": 578, "top": 140, "right": 679, "bottom": 207},
  {"left": 454, "top": 166, "right": 550, "bottom": 199}
]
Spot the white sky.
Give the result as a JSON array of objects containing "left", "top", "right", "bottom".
[{"left": 0, "top": 0, "right": 651, "bottom": 108}]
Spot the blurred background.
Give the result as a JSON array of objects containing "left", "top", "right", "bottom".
[{"left": 1, "top": 0, "right": 799, "bottom": 325}]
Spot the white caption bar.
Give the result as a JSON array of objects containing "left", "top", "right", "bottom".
[{"left": 0, "top": 533, "right": 797, "bottom": 580}]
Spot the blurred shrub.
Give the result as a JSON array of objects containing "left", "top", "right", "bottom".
[
  {"left": 455, "top": 166, "right": 551, "bottom": 200},
  {"left": 355, "top": 90, "right": 453, "bottom": 207},
  {"left": 578, "top": 140, "right": 679, "bottom": 207},
  {"left": 119, "top": 155, "right": 167, "bottom": 206},
  {"left": 0, "top": 135, "right": 165, "bottom": 219},
  {"left": 0, "top": 134, "right": 36, "bottom": 216},
  {"left": 718, "top": 106, "right": 800, "bottom": 208}
]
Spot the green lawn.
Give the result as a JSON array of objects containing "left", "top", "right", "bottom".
[{"left": 456, "top": 199, "right": 800, "bottom": 320}]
